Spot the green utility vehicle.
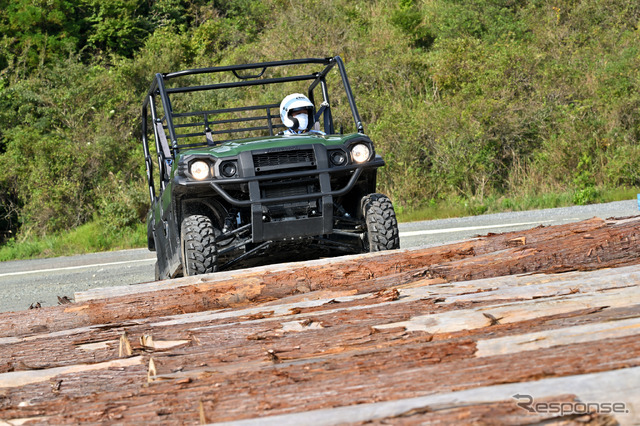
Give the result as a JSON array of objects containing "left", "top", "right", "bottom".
[{"left": 142, "top": 56, "right": 400, "bottom": 280}]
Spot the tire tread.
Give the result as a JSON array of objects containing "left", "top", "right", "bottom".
[
  {"left": 362, "top": 193, "right": 400, "bottom": 252},
  {"left": 181, "top": 215, "right": 218, "bottom": 275}
]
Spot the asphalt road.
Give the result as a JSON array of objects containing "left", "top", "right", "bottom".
[{"left": 1, "top": 199, "right": 638, "bottom": 313}]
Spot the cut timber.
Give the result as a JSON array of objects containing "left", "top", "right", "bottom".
[
  {"left": 0, "top": 217, "right": 640, "bottom": 425},
  {"left": 0, "top": 356, "right": 143, "bottom": 388},
  {"left": 374, "top": 285, "right": 640, "bottom": 334},
  {"left": 212, "top": 367, "right": 640, "bottom": 426},
  {"left": 476, "top": 316, "right": 640, "bottom": 357},
  {"left": 1, "top": 216, "right": 637, "bottom": 339},
  {"left": 75, "top": 216, "right": 638, "bottom": 304}
]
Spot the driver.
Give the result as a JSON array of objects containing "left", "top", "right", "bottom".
[{"left": 280, "top": 93, "right": 321, "bottom": 135}]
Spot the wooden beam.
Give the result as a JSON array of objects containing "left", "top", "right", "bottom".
[{"left": 1, "top": 217, "right": 640, "bottom": 424}]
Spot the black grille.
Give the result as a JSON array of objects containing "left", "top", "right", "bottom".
[
  {"left": 261, "top": 177, "right": 319, "bottom": 199},
  {"left": 263, "top": 185, "right": 309, "bottom": 199},
  {"left": 253, "top": 149, "right": 315, "bottom": 169}
]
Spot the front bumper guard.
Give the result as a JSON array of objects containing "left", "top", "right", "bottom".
[
  {"left": 209, "top": 162, "right": 380, "bottom": 206},
  {"left": 180, "top": 144, "right": 383, "bottom": 243}
]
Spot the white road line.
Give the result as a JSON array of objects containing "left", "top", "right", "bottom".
[
  {"left": 0, "top": 258, "right": 156, "bottom": 278},
  {"left": 399, "top": 220, "right": 556, "bottom": 238}
]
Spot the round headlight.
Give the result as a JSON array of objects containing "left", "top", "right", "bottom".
[
  {"left": 190, "top": 160, "right": 210, "bottom": 180},
  {"left": 330, "top": 150, "right": 347, "bottom": 166},
  {"left": 220, "top": 161, "right": 237, "bottom": 178},
  {"left": 351, "top": 144, "right": 371, "bottom": 163}
]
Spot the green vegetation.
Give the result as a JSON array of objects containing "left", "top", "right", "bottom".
[
  {"left": 1, "top": 0, "right": 639, "bottom": 260},
  {"left": 397, "top": 186, "right": 640, "bottom": 223},
  {"left": 0, "top": 222, "right": 147, "bottom": 261}
]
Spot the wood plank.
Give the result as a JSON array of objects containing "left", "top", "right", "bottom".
[
  {"left": 476, "top": 316, "right": 640, "bottom": 357},
  {"left": 374, "top": 285, "right": 640, "bottom": 334},
  {"left": 211, "top": 366, "right": 640, "bottom": 426},
  {"left": 73, "top": 216, "right": 637, "bottom": 304},
  {"left": 0, "top": 216, "right": 631, "bottom": 339},
  {"left": 4, "top": 263, "right": 636, "bottom": 349},
  {"left": 0, "top": 217, "right": 639, "bottom": 425},
  {"left": 0, "top": 356, "right": 143, "bottom": 388}
]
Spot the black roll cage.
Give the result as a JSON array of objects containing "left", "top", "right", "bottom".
[{"left": 141, "top": 56, "right": 364, "bottom": 201}]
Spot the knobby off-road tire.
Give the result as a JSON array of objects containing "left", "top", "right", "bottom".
[
  {"left": 181, "top": 215, "right": 218, "bottom": 276},
  {"left": 362, "top": 193, "right": 400, "bottom": 252}
]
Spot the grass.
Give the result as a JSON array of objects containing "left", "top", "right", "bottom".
[
  {"left": 395, "top": 187, "right": 640, "bottom": 223},
  {"left": 1, "top": 186, "right": 638, "bottom": 262},
  {"left": 0, "top": 222, "right": 147, "bottom": 262}
]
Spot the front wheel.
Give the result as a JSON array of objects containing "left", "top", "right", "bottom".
[
  {"left": 181, "top": 215, "right": 219, "bottom": 276},
  {"left": 361, "top": 193, "right": 400, "bottom": 252}
]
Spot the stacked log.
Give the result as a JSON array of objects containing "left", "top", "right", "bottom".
[{"left": 0, "top": 217, "right": 639, "bottom": 424}]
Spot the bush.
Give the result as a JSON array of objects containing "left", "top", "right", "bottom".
[
  {"left": 95, "top": 173, "right": 148, "bottom": 234},
  {"left": 1, "top": 0, "right": 640, "bottom": 252}
]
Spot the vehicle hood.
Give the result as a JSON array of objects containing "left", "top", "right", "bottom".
[{"left": 179, "top": 133, "right": 368, "bottom": 159}]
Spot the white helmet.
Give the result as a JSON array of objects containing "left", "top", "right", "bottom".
[{"left": 280, "top": 93, "right": 314, "bottom": 132}]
